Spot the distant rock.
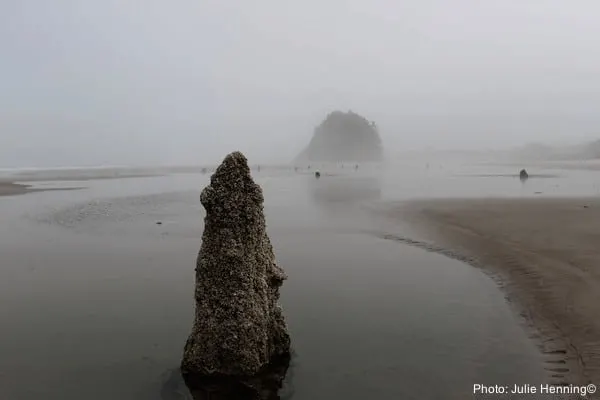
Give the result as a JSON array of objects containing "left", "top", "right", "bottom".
[
  {"left": 513, "top": 142, "right": 556, "bottom": 159},
  {"left": 181, "top": 151, "right": 291, "bottom": 398},
  {"left": 510, "top": 139, "right": 600, "bottom": 161},
  {"left": 520, "top": 169, "right": 529, "bottom": 180},
  {"left": 581, "top": 139, "right": 600, "bottom": 159},
  {"left": 296, "top": 110, "right": 383, "bottom": 163}
]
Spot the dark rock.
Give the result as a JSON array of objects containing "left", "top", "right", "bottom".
[
  {"left": 295, "top": 110, "right": 383, "bottom": 163},
  {"left": 519, "top": 169, "right": 529, "bottom": 180},
  {"left": 162, "top": 358, "right": 294, "bottom": 400},
  {"left": 183, "top": 353, "right": 291, "bottom": 400},
  {"left": 314, "top": 171, "right": 321, "bottom": 179},
  {"left": 156, "top": 221, "right": 163, "bottom": 225},
  {"left": 181, "top": 151, "right": 291, "bottom": 396}
]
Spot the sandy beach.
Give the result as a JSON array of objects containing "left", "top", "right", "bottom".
[
  {"left": 0, "top": 170, "right": 552, "bottom": 399},
  {"left": 0, "top": 181, "right": 32, "bottom": 196},
  {"left": 0, "top": 167, "right": 174, "bottom": 197},
  {"left": 482, "top": 159, "right": 600, "bottom": 171},
  {"left": 0, "top": 181, "right": 59, "bottom": 197},
  {"left": 398, "top": 197, "right": 600, "bottom": 386},
  {"left": 0, "top": 180, "right": 83, "bottom": 197}
]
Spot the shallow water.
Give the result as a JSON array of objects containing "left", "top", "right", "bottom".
[{"left": 1, "top": 162, "right": 590, "bottom": 399}]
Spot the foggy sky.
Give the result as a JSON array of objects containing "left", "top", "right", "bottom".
[{"left": 2, "top": 0, "right": 600, "bottom": 167}]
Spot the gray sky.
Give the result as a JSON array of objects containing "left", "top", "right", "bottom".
[{"left": 1, "top": 0, "right": 599, "bottom": 167}]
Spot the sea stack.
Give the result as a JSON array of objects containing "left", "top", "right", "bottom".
[
  {"left": 181, "top": 151, "right": 291, "bottom": 397},
  {"left": 294, "top": 110, "right": 384, "bottom": 163}
]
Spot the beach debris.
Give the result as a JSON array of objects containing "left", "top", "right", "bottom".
[
  {"left": 315, "top": 171, "right": 321, "bottom": 179},
  {"left": 519, "top": 169, "right": 529, "bottom": 180},
  {"left": 181, "top": 151, "right": 291, "bottom": 398}
]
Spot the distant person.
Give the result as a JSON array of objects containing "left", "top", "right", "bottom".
[{"left": 315, "top": 171, "right": 321, "bottom": 179}]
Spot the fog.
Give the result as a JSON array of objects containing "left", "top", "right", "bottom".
[{"left": 2, "top": 0, "right": 600, "bottom": 167}]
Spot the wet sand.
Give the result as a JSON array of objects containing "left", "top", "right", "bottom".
[
  {"left": 0, "top": 166, "right": 171, "bottom": 197},
  {"left": 398, "top": 197, "right": 600, "bottom": 386},
  {"left": 482, "top": 159, "right": 600, "bottom": 171},
  {"left": 0, "top": 171, "right": 549, "bottom": 399},
  {"left": 0, "top": 181, "right": 78, "bottom": 196},
  {"left": 0, "top": 181, "right": 32, "bottom": 196},
  {"left": 1, "top": 171, "right": 161, "bottom": 183}
]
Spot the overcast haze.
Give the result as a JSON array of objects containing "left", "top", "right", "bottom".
[{"left": 2, "top": 0, "right": 600, "bottom": 167}]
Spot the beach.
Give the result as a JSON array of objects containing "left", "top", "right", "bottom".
[
  {"left": 0, "top": 166, "right": 555, "bottom": 399},
  {"left": 0, "top": 181, "right": 33, "bottom": 196},
  {"left": 0, "top": 181, "right": 80, "bottom": 197},
  {"left": 398, "top": 197, "right": 600, "bottom": 386},
  {"left": 0, "top": 166, "right": 169, "bottom": 197}
]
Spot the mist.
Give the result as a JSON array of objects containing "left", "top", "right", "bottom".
[{"left": 2, "top": 0, "right": 600, "bottom": 167}]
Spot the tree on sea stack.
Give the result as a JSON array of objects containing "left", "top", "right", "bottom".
[{"left": 181, "top": 151, "right": 291, "bottom": 397}]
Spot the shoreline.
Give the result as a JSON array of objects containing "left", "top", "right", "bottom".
[
  {"left": 385, "top": 197, "right": 600, "bottom": 387},
  {"left": 0, "top": 181, "right": 80, "bottom": 197},
  {"left": 0, "top": 173, "right": 162, "bottom": 183},
  {"left": 0, "top": 171, "right": 166, "bottom": 197},
  {"left": 478, "top": 160, "right": 600, "bottom": 171}
]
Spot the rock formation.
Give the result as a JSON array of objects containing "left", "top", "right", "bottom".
[
  {"left": 181, "top": 151, "right": 291, "bottom": 398},
  {"left": 519, "top": 169, "right": 529, "bottom": 180},
  {"left": 296, "top": 110, "right": 383, "bottom": 163}
]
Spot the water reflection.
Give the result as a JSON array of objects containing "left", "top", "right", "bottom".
[
  {"left": 176, "top": 353, "right": 291, "bottom": 400},
  {"left": 308, "top": 175, "right": 382, "bottom": 205},
  {"left": 0, "top": 166, "right": 554, "bottom": 399}
]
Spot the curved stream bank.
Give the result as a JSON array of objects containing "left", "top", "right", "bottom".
[{"left": 0, "top": 170, "right": 553, "bottom": 399}]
